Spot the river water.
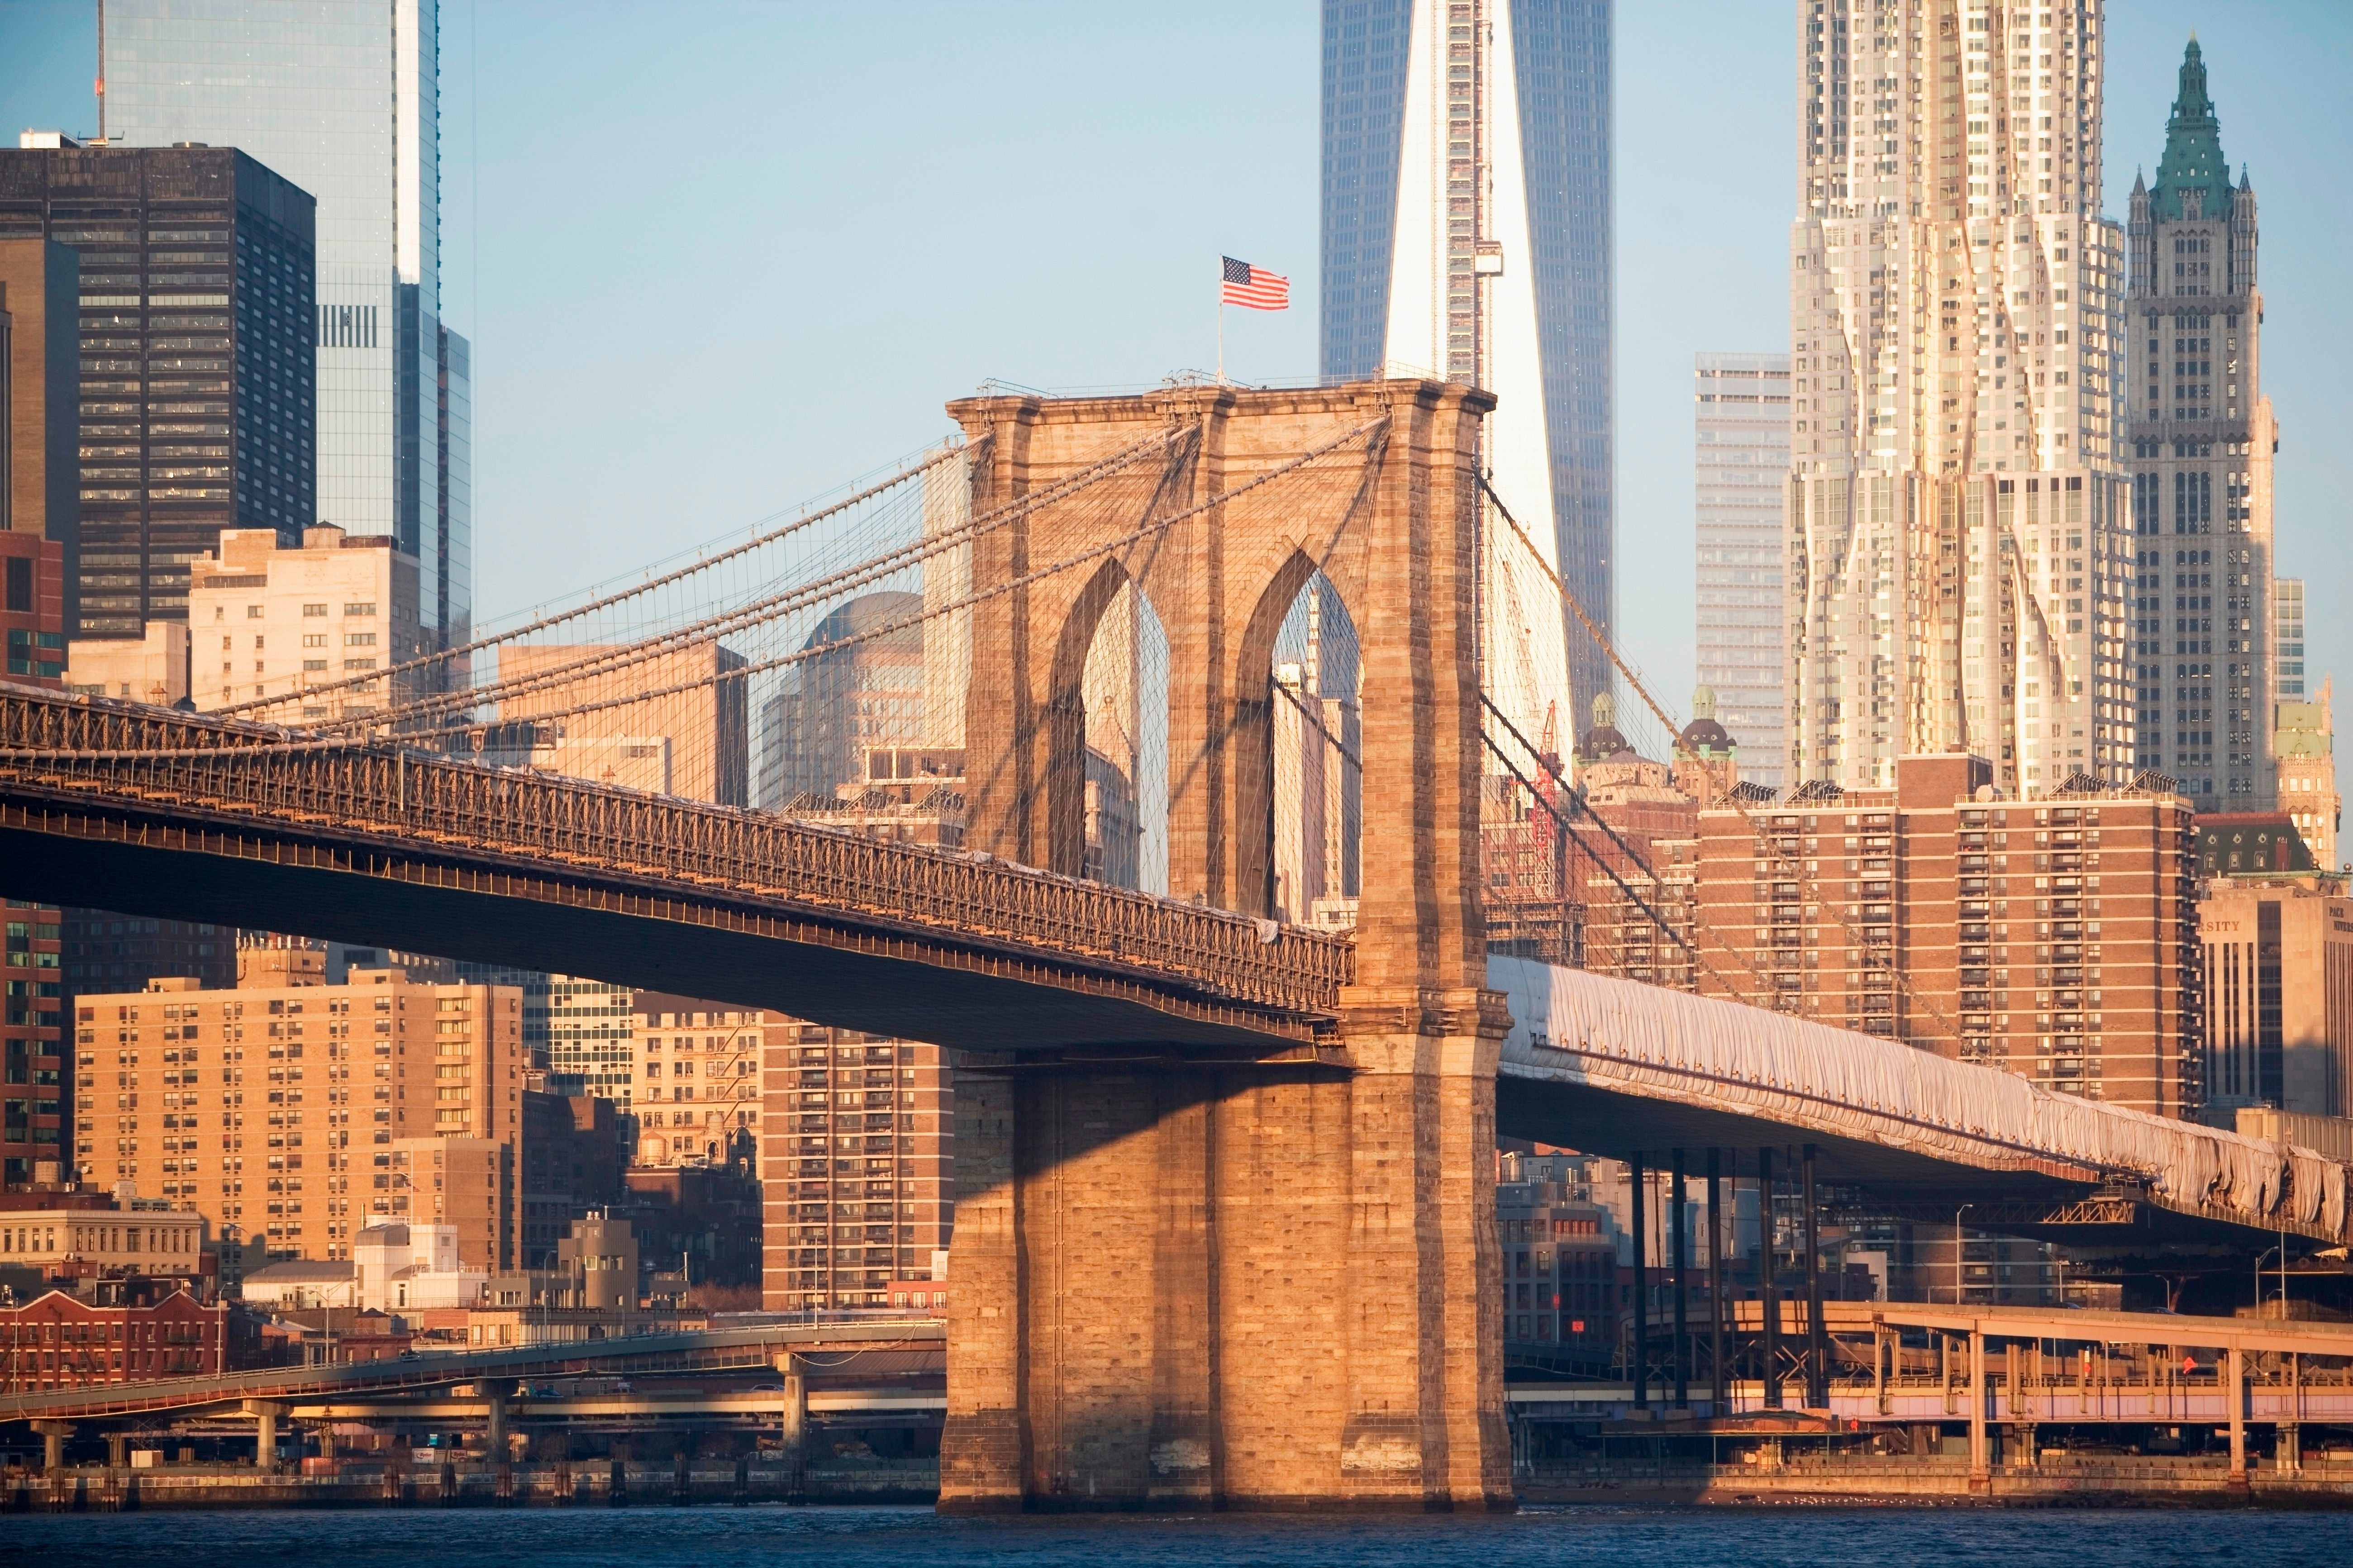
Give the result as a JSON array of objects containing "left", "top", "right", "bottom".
[{"left": 8, "top": 1505, "right": 2344, "bottom": 1566}]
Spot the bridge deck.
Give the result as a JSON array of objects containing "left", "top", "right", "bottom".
[
  {"left": 0, "top": 688, "right": 1343, "bottom": 1051},
  {"left": 1493, "top": 957, "right": 2353, "bottom": 1248}
]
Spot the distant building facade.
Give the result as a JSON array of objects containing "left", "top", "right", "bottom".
[
  {"left": 0, "top": 234, "right": 78, "bottom": 641},
  {"left": 2275, "top": 679, "right": 2338, "bottom": 872},
  {"left": 104, "top": 0, "right": 471, "bottom": 653},
  {"left": 760, "top": 1023, "right": 952, "bottom": 1311},
  {"left": 629, "top": 993, "right": 767, "bottom": 1170},
  {"left": 2, "top": 899, "right": 65, "bottom": 1187},
  {"left": 1693, "top": 353, "right": 1789, "bottom": 791},
  {"left": 2198, "top": 876, "right": 2353, "bottom": 1121},
  {"left": 1686, "top": 756, "right": 2200, "bottom": 1116},
  {"left": 0, "top": 142, "right": 316, "bottom": 637},
  {"left": 75, "top": 950, "right": 524, "bottom": 1279},
  {"left": 187, "top": 525, "right": 425, "bottom": 718},
  {"left": 759, "top": 591, "right": 926, "bottom": 810}
]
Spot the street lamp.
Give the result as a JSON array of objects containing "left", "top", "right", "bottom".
[
  {"left": 2255, "top": 1245, "right": 2282, "bottom": 1320},
  {"left": 1953, "top": 1204, "right": 1975, "bottom": 1306}
]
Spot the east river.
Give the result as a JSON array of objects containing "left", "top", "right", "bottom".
[{"left": 9, "top": 1504, "right": 2346, "bottom": 1566}]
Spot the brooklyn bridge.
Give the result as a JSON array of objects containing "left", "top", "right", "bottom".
[{"left": 3, "top": 379, "right": 2346, "bottom": 1509}]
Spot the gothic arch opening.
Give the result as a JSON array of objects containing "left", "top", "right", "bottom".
[
  {"left": 1265, "top": 570, "right": 1361, "bottom": 929},
  {"left": 1050, "top": 561, "right": 1171, "bottom": 894}
]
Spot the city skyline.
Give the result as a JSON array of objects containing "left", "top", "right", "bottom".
[{"left": 4, "top": 4, "right": 2343, "bottom": 749}]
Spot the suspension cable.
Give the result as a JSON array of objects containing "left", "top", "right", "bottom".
[
  {"left": 213, "top": 440, "right": 979, "bottom": 722},
  {"left": 1480, "top": 475, "right": 1959, "bottom": 1045},
  {"left": 390, "top": 418, "right": 1391, "bottom": 738},
  {"left": 298, "top": 423, "right": 1199, "bottom": 735}
]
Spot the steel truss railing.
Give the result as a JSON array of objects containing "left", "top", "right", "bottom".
[{"left": 0, "top": 689, "right": 1352, "bottom": 1022}]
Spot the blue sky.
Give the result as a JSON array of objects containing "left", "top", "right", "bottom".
[{"left": 3, "top": 1, "right": 2348, "bottom": 732}]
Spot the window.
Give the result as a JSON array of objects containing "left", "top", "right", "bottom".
[
  {"left": 302, "top": 633, "right": 326, "bottom": 647},
  {"left": 343, "top": 658, "right": 376, "bottom": 671},
  {"left": 301, "top": 603, "right": 327, "bottom": 618},
  {"left": 344, "top": 632, "right": 376, "bottom": 647},
  {"left": 343, "top": 603, "right": 376, "bottom": 617},
  {"left": 247, "top": 605, "right": 265, "bottom": 619}
]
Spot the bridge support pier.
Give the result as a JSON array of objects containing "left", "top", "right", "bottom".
[
  {"left": 243, "top": 1400, "right": 288, "bottom": 1473},
  {"left": 2227, "top": 1345, "right": 2247, "bottom": 1487},
  {"left": 941, "top": 1003, "right": 1511, "bottom": 1512},
  {"left": 1967, "top": 1330, "right": 1989, "bottom": 1489},
  {"left": 32, "top": 1421, "right": 71, "bottom": 1474},
  {"left": 106, "top": 1432, "right": 128, "bottom": 1471}
]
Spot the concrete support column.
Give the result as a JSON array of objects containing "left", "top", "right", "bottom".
[
  {"left": 1967, "top": 1330, "right": 1988, "bottom": 1487},
  {"left": 1629, "top": 1150, "right": 1648, "bottom": 1409},
  {"left": 32, "top": 1421, "right": 72, "bottom": 1474},
  {"left": 244, "top": 1400, "right": 288, "bottom": 1473},
  {"left": 2227, "top": 1344, "right": 2247, "bottom": 1484},
  {"left": 107, "top": 1432, "right": 128, "bottom": 1470},
  {"left": 2282, "top": 1423, "right": 2301, "bottom": 1472},
  {"left": 1759, "top": 1149, "right": 1780, "bottom": 1410},
  {"left": 485, "top": 1389, "right": 507, "bottom": 1466},
  {"left": 1801, "top": 1143, "right": 1825, "bottom": 1409},
  {"left": 777, "top": 1350, "right": 807, "bottom": 1504},
  {"left": 1670, "top": 1150, "right": 1688, "bottom": 1411}
]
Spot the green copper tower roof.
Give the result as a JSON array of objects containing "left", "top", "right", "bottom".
[{"left": 2152, "top": 37, "right": 2237, "bottom": 221}]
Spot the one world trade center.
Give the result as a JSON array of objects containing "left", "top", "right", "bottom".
[{"left": 1321, "top": 0, "right": 1614, "bottom": 741}]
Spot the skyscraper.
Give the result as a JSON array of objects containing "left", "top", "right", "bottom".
[
  {"left": 1784, "top": 0, "right": 2129, "bottom": 798},
  {"left": 105, "top": 0, "right": 471, "bottom": 654},
  {"left": 1694, "top": 352, "right": 1791, "bottom": 792},
  {"left": 1320, "top": 0, "right": 1613, "bottom": 731},
  {"left": 2124, "top": 38, "right": 2275, "bottom": 807},
  {"left": 0, "top": 143, "right": 316, "bottom": 637}
]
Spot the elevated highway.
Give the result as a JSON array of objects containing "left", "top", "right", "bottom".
[{"left": 0, "top": 1319, "right": 943, "bottom": 1425}]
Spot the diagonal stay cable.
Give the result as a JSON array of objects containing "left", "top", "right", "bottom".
[
  {"left": 1481, "top": 473, "right": 1960, "bottom": 1045},
  {"left": 1481, "top": 692, "right": 1771, "bottom": 1006}
]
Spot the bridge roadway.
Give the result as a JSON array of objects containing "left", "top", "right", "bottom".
[
  {"left": 0, "top": 1318, "right": 944, "bottom": 1425},
  {"left": 0, "top": 687, "right": 1345, "bottom": 1054}
]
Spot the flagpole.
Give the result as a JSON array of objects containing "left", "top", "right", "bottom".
[{"left": 1217, "top": 295, "right": 1225, "bottom": 385}]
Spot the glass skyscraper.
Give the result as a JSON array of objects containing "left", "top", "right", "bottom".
[
  {"left": 105, "top": 0, "right": 470, "bottom": 652},
  {"left": 1320, "top": 0, "right": 1614, "bottom": 720}
]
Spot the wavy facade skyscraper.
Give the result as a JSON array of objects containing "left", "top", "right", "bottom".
[
  {"left": 1784, "top": 0, "right": 2129, "bottom": 797},
  {"left": 1320, "top": 0, "right": 1612, "bottom": 737}
]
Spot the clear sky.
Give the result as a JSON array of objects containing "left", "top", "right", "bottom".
[{"left": 3, "top": 1, "right": 2348, "bottom": 737}]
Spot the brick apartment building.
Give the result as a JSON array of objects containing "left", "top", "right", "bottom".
[
  {"left": 761, "top": 1023, "right": 952, "bottom": 1311},
  {"left": 73, "top": 945, "right": 525, "bottom": 1278},
  {"left": 0, "top": 1279, "right": 228, "bottom": 1392},
  {"left": 1596, "top": 754, "right": 2202, "bottom": 1116}
]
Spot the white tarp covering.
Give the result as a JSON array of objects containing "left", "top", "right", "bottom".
[{"left": 1491, "top": 955, "right": 2350, "bottom": 1243}]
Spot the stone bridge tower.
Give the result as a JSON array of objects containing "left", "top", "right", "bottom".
[{"left": 936, "top": 380, "right": 1512, "bottom": 1510}]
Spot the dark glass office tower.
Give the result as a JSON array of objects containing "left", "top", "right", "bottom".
[
  {"left": 107, "top": 0, "right": 466, "bottom": 656},
  {"left": 1319, "top": 0, "right": 1615, "bottom": 708},
  {"left": 0, "top": 144, "right": 314, "bottom": 637}
]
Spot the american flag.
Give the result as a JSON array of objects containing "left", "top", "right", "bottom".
[{"left": 1221, "top": 256, "right": 1289, "bottom": 311}]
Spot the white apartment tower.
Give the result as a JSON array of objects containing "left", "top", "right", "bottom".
[
  {"left": 1695, "top": 353, "right": 1791, "bottom": 792},
  {"left": 2124, "top": 38, "right": 2276, "bottom": 807},
  {"left": 1786, "top": 0, "right": 2129, "bottom": 797}
]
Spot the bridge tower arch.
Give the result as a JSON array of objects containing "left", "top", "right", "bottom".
[{"left": 940, "top": 380, "right": 1511, "bottom": 1511}]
